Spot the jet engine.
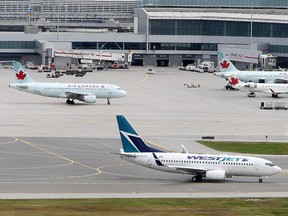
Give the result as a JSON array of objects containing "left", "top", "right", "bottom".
[
  {"left": 83, "top": 95, "right": 96, "bottom": 103},
  {"left": 205, "top": 170, "right": 226, "bottom": 180},
  {"left": 244, "top": 82, "right": 257, "bottom": 88}
]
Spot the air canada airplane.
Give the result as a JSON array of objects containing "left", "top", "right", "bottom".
[
  {"left": 228, "top": 76, "right": 288, "bottom": 98},
  {"left": 116, "top": 115, "right": 282, "bottom": 183},
  {"left": 214, "top": 52, "right": 288, "bottom": 87},
  {"left": 9, "top": 61, "right": 127, "bottom": 104}
]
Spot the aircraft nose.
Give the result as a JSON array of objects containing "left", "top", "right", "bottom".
[
  {"left": 121, "top": 90, "right": 127, "bottom": 97},
  {"left": 274, "top": 166, "right": 282, "bottom": 174}
]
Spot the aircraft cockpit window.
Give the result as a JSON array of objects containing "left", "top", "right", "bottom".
[{"left": 265, "top": 163, "right": 275, "bottom": 167}]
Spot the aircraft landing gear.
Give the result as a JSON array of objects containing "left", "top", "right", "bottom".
[
  {"left": 258, "top": 178, "right": 263, "bottom": 183},
  {"left": 107, "top": 98, "right": 111, "bottom": 105},
  {"left": 225, "top": 83, "right": 234, "bottom": 90},
  {"left": 247, "top": 92, "right": 256, "bottom": 97},
  {"left": 272, "top": 94, "right": 278, "bottom": 98},
  {"left": 66, "top": 99, "right": 75, "bottom": 105},
  {"left": 192, "top": 175, "right": 202, "bottom": 182}
]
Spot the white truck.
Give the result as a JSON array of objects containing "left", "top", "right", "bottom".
[
  {"left": 195, "top": 61, "right": 215, "bottom": 73},
  {"left": 185, "top": 63, "right": 196, "bottom": 71}
]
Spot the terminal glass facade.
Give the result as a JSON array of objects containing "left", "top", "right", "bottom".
[
  {"left": 150, "top": 20, "right": 288, "bottom": 38},
  {"left": 141, "top": 0, "right": 288, "bottom": 8},
  {"left": 72, "top": 42, "right": 146, "bottom": 50},
  {"left": 150, "top": 43, "right": 217, "bottom": 51},
  {"left": 0, "top": 0, "right": 140, "bottom": 24},
  {"left": 0, "top": 41, "right": 35, "bottom": 49}
]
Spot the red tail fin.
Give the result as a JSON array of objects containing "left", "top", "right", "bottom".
[{"left": 230, "top": 77, "right": 239, "bottom": 85}]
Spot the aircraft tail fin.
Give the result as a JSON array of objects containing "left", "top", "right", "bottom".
[
  {"left": 116, "top": 115, "right": 163, "bottom": 153},
  {"left": 227, "top": 76, "right": 241, "bottom": 86},
  {"left": 12, "top": 61, "right": 35, "bottom": 83},
  {"left": 218, "top": 52, "right": 239, "bottom": 73}
]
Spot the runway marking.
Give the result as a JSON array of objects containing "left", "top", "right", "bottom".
[
  {"left": 142, "top": 74, "right": 149, "bottom": 82},
  {"left": 0, "top": 137, "right": 18, "bottom": 145},
  {"left": 144, "top": 138, "right": 174, "bottom": 152},
  {"left": 15, "top": 137, "right": 102, "bottom": 175},
  {"left": 31, "top": 143, "right": 101, "bottom": 153},
  {"left": 1, "top": 161, "right": 74, "bottom": 171},
  {"left": 0, "top": 172, "right": 101, "bottom": 182},
  {"left": 96, "top": 163, "right": 181, "bottom": 181}
]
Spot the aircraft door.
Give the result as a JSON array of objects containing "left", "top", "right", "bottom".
[
  {"left": 259, "top": 79, "right": 265, "bottom": 83},
  {"left": 147, "top": 158, "right": 152, "bottom": 168},
  {"left": 34, "top": 84, "right": 41, "bottom": 95},
  {"left": 108, "top": 84, "right": 113, "bottom": 95},
  {"left": 255, "top": 162, "right": 260, "bottom": 170}
]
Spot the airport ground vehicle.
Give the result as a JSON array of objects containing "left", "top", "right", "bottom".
[
  {"left": 46, "top": 71, "right": 65, "bottom": 78},
  {"left": 259, "top": 101, "right": 287, "bottom": 110},
  {"left": 185, "top": 64, "right": 196, "bottom": 71},
  {"left": 147, "top": 67, "right": 154, "bottom": 74},
  {"left": 195, "top": 62, "right": 215, "bottom": 73},
  {"left": 259, "top": 101, "right": 273, "bottom": 109},
  {"left": 110, "top": 62, "right": 129, "bottom": 69},
  {"left": 25, "top": 61, "right": 37, "bottom": 70}
]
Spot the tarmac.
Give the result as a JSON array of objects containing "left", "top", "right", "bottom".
[{"left": 0, "top": 66, "right": 287, "bottom": 198}]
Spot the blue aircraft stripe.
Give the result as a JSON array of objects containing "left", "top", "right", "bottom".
[
  {"left": 127, "top": 136, "right": 161, "bottom": 152},
  {"left": 153, "top": 153, "right": 164, "bottom": 166}
]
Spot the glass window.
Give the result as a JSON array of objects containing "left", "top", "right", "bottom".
[
  {"left": 0, "top": 41, "right": 35, "bottom": 49},
  {"left": 149, "top": 19, "right": 288, "bottom": 38}
]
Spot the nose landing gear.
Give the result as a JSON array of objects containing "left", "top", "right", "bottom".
[{"left": 66, "top": 99, "right": 75, "bottom": 105}]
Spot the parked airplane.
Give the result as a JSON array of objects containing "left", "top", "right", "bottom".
[
  {"left": 214, "top": 52, "right": 288, "bottom": 89},
  {"left": 228, "top": 76, "right": 288, "bottom": 97},
  {"left": 116, "top": 115, "right": 281, "bottom": 183},
  {"left": 9, "top": 61, "right": 127, "bottom": 104}
]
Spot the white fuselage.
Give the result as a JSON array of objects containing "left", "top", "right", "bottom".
[
  {"left": 235, "top": 82, "right": 288, "bottom": 94},
  {"left": 9, "top": 82, "right": 127, "bottom": 99},
  {"left": 121, "top": 152, "right": 281, "bottom": 178},
  {"left": 215, "top": 70, "right": 288, "bottom": 83}
]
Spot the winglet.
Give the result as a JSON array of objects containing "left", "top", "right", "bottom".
[
  {"left": 181, "top": 145, "right": 189, "bottom": 154},
  {"left": 116, "top": 115, "right": 163, "bottom": 153}
]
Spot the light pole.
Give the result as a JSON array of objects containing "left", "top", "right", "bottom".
[
  {"left": 250, "top": 0, "right": 253, "bottom": 47},
  {"left": 57, "top": 3, "right": 60, "bottom": 42}
]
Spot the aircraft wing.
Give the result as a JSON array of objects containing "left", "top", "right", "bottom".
[
  {"left": 274, "top": 79, "right": 288, "bottom": 84},
  {"left": 65, "top": 91, "right": 91, "bottom": 100},
  {"left": 269, "top": 88, "right": 288, "bottom": 95},
  {"left": 113, "top": 152, "right": 137, "bottom": 158},
  {"left": 167, "top": 165, "right": 207, "bottom": 175},
  {"left": 214, "top": 72, "right": 233, "bottom": 79}
]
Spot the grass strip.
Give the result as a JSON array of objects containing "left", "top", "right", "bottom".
[
  {"left": 0, "top": 198, "right": 287, "bottom": 216},
  {"left": 198, "top": 141, "right": 288, "bottom": 155}
]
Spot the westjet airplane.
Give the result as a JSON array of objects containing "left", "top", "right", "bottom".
[
  {"left": 9, "top": 61, "right": 127, "bottom": 104},
  {"left": 214, "top": 52, "right": 288, "bottom": 88},
  {"left": 228, "top": 76, "right": 288, "bottom": 97},
  {"left": 116, "top": 115, "right": 281, "bottom": 183}
]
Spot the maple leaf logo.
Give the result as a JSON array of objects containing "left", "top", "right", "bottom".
[
  {"left": 16, "top": 70, "right": 26, "bottom": 80},
  {"left": 230, "top": 77, "right": 239, "bottom": 85},
  {"left": 220, "top": 60, "right": 230, "bottom": 69}
]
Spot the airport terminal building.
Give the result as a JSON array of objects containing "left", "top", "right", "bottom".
[{"left": 1, "top": 0, "right": 288, "bottom": 68}]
